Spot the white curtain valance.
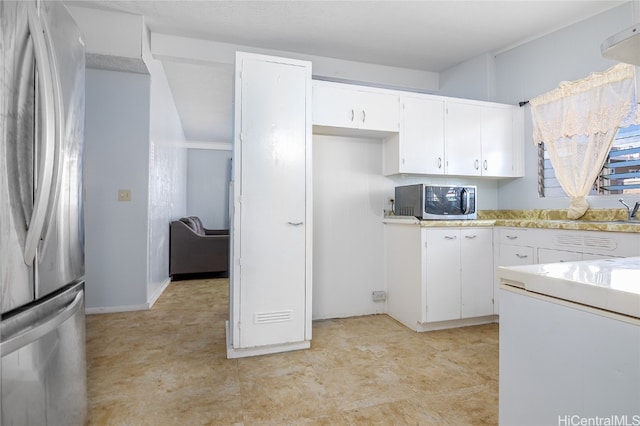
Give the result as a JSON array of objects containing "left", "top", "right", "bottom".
[
  {"left": 531, "top": 63, "right": 639, "bottom": 145},
  {"left": 529, "top": 63, "right": 639, "bottom": 220}
]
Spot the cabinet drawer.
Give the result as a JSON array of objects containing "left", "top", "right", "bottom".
[
  {"left": 537, "top": 248, "right": 582, "bottom": 264},
  {"left": 498, "top": 227, "right": 534, "bottom": 246},
  {"left": 498, "top": 244, "right": 534, "bottom": 266}
]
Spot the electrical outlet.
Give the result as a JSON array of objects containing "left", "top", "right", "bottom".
[
  {"left": 118, "top": 189, "right": 132, "bottom": 202},
  {"left": 372, "top": 290, "right": 386, "bottom": 302}
]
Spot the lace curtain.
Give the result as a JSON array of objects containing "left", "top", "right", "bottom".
[{"left": 530, "top": 63, "right": 639, "bottom": 219}]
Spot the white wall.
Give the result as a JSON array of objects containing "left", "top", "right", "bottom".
[
  {"left": 439, "top": 53, "right": 496, "bottom": 102},
  {"left": 151, "top": 33, "right": 440, "bottom": 93},
  {"left": 144, "top": 31, "right": 188, "bottom": 303},
  {"left": 67, "top": 5, "right": 144, "bottom": 59},
  {"left": 84, "top": 68, "right": 150, "bottom": 310},
  {"left": 312, "top": 133, "right": 499, "bottom": 319},
  {"left": 313, "top": 135, "right": 392, "bottom": 319},
  {"left": 186, "top": 149, "right": 231, "bottom": 229}
]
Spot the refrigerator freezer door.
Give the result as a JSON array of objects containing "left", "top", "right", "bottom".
[
  {"left": 1, "top": 283, "right": 87, "bottom": 425},
  {"left": 36, "top": 1, "right": 85, "bottom": 298},
  {"left": 1, "top": 1, "right": 36, "bottom": 314}
]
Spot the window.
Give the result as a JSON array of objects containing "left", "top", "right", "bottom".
[{"left": 539, "top": 124, "right": 640, "bottom": 197}]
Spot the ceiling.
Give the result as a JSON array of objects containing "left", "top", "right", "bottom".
[{"left": 71, "top": 1, "right": 626, "bottom": 143}]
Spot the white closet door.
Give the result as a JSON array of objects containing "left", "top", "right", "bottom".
[{"left": 237, "top": 56, "right": 307, "bottom": 348}]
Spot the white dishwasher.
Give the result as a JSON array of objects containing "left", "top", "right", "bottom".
[{"left": 498, "top": 257, "right": 640, "bottom": 426}]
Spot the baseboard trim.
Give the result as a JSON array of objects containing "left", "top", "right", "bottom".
[
  {"left": 86, "top": 304, "right": 150, "bottom": 314},
  {"left": 414, "top": 314, "right": 498, "bottom": 332},
  {"left": 148, "top": 277, "right": 171, "bottom": 309},
  {"left": 86, "top": 278, "right": 172, "bottom": 314},
  {"left": 225, "top": 320, "right": 310, "bottom": 359}
]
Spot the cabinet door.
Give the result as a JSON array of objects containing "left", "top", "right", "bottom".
[
  {"left": 481, "top": 105, "right": 513, "bottom": 177},
  {"left": 312, "top": 83, "right": 360, "bottom": 129},
  {"left": 399, "top": 96, "right": 445, "bottom": 174},
  {"left": 425, "top": 229, "right": 461, "bottom": 322},
  {"left": 235, "top": 54, "right": 309, "bottom": 348},
  {"left": 357, "top": 90, "right": 400, "bottom": 132},
  {"left": 445, "top": 102, "right": 482, "bottom": 176},
  {"left": 384, "top": 224, "right": 423, "bottom": 329},
  {"left": 460, "top": 229, "right": 494, "bottom": 318},
  {"left": 312, "top": 83, "right": 399, "bottom": 132}
]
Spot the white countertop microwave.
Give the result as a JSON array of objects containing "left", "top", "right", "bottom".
[{"left": 394, "top": 184, "right": 477, "bottom": 220}]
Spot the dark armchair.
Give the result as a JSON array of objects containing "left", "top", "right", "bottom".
[{"left": 169, "top": 216, "right": 229, "bottom": 277}]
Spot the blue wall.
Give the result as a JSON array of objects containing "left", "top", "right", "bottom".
[
  {"left": 187, "top": 149, "right": 231, "bottom": 229},
  {"left": 494, "top": 3, "right": 634, "bottom": 210},
  {"left": 441, "top": 3, "right": 635, "bottom": 210},
  {"left": 84, "top": 69, "right": 150, "bottom": 309}
]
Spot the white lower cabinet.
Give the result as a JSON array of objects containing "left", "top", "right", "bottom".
[
  {"left": 425, "top": 228, "right": 494, "bottom": 322},
  {"left": 385, "top": 223, "right": 495, "bottom": 332},
  {"left": 494, "top": 227, "right": 639, "bottom": 315},
  {"left": 228, "top": 52, "right": 312, "bottom": 358},
  {"left": 460, "top": 229, "right": 495, "bottom": 318},
  {"left": 425, "top": 229, "right": 461, "bottom": 322}
]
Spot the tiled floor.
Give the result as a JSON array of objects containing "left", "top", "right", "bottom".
[{"left": 86, "top": 278, "right": 498, "bottom": 425}]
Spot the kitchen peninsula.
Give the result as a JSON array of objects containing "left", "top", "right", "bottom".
[
  {"left": 383, "top": 208, "right": 640, "bottom": 332},
  {"left": 498, "top": 257, "right": 640, "bottom": 425}
]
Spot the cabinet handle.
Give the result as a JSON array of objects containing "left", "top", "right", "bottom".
[
  {"left": 362, "top": 110, "right": 366, "bottom": 123},
  {"left": 287, "top": 221, "right": 304, "bottom": 226},
  {"left": 437, "top": 157, "right": 442, "bottom": 169},
  {"left": 506, "top": 235, "right": 518, "bottom": 240},
  {"left": 516, "top": 254, "right": 528, "bottom": 259},
  {"left": 483, "top": 160, "right": 488, "bottom": 170},
  {"left": 464, "top": 235, "right": 477, "bottom": 239},
  {"left": 444, "top": 235, "right": 457, "bottom": 240},
  {"left": 351, "top": 109, "right": 355, "bottom": 122},
  {"left": 474, "top": 159, "right": 480, "bottom": 170}
]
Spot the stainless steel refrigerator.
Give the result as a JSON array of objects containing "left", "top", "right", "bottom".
[{"left": 1, "top": 1, "right": 87, "bottom": 424}]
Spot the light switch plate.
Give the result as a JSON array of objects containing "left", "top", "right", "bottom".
[{"left": 118, "top": 189, "right": 132, "bottom": 202}]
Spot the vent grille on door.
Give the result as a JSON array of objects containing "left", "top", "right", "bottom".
[
  {"left": 254, "top": 310, "right": 293, "bottom": 324},
  {"left": 583, "top": 236, "right": 617, "bottom": 250},
  {"left": 555, "top": 235, "right": 617, "bottom": 251}
]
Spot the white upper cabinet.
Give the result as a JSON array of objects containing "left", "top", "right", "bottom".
[
  {"left": 381, "top": 93, "right": 523, "bottom": 178},
  {"left": 314, "top": 79, "right": 524, "bottom": 178},
  {"left": 383, "top": 96, "right": 445, "bottom": 175},
  {"left": 481, "top": 105, "right": 523, "bottom": 177},
  {"left": 445, "top": 101, "right": 524, "bottom": 178},
  {"left": 312, "top": 81, "right": 400, "bottom": 133},
  {"left": 445, "top": 101, "right": 483, "bottom": 176}
]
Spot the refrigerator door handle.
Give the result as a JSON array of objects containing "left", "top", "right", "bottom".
[
  {"left": 37, "top": 6, "right": 65, "bottom": 258},
  {"left": 0, "top": 290, "right": 83, "bottom": 357},
  {"left": 23, "top": 3, "right": 56, "bottom": 266}
]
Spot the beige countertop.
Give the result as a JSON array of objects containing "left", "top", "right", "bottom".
[{"left": 383, "top": 209, "right": 640, "bottom": 233}]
